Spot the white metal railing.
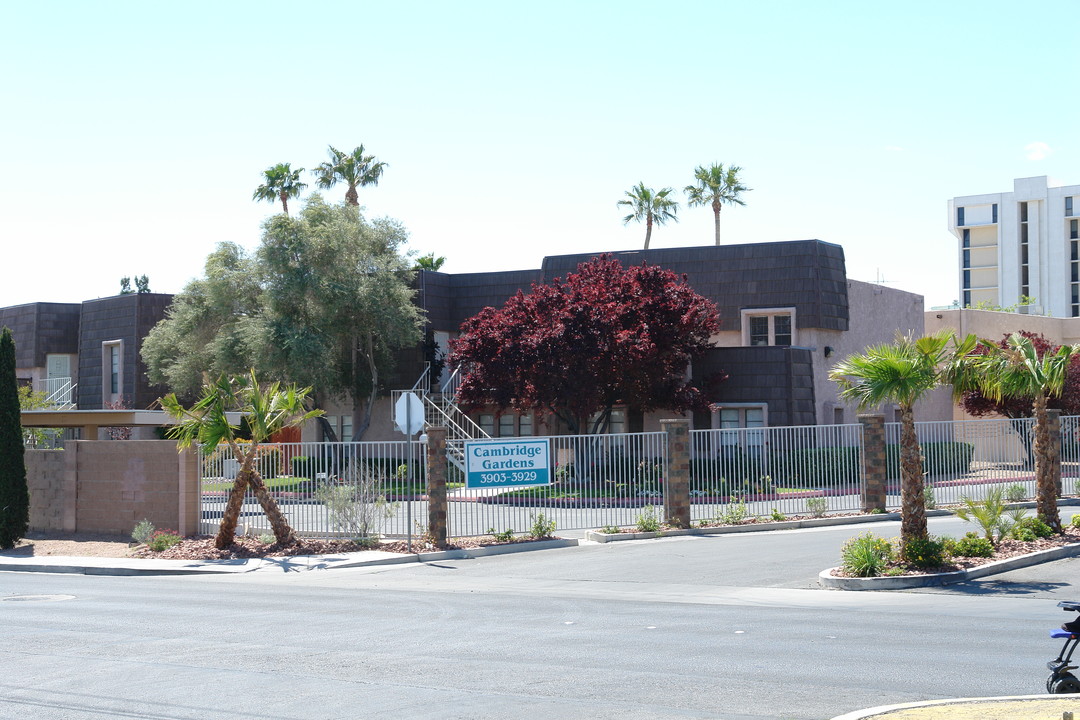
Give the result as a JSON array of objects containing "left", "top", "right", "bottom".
[
  {"left": 690, "top": 423, "right": 864, "bottom": 522},
  {"left": 446, "top": 431, "right": 668, "bottom": 538},
  {"left": 199, "top": 440, "right": 424, "bottom": 540},
  {"left": 885, "top": 417, "right": 1037, "bottom": 508},
  {"left": 37, "top": 377, "right": 76, "bottom": 408}
]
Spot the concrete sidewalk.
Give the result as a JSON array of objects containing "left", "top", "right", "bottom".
[{"left": 832, "top": 694, "right": 1080, "bottom": 719}]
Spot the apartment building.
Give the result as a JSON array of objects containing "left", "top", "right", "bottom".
[{"left": 948, "top": 176, "right": 1080, "bottom": 316}]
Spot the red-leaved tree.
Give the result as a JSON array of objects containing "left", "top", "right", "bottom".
[
  {"left": 960, "top": 331, "right": 1080, "bottom": 418},
  {"left": 449, "top": 254, "right": 723, "bottom": 435}
]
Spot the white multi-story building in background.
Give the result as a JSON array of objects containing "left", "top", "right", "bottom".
[{"left": 948, "top": 176, "right": 1080, "bottom": 317}]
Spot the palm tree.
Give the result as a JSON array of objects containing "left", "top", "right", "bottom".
[
  {"left": 314, "top": 144, "right": 387, "bottom": 206},
  {"left": 684, "top": 163, "right": 750, "bottom": 245},
  {"left": 618, "top": 182, "right": 679, "bottom": 250},
  {"left": 252, "top": 163, "right": 307, "bottom": 216},
  {"left": 413, "top": 253, "right": 446, "bottom": 271},
  {"left": 829, "top": 331, "right": 956, "bottom": 548},
  {"left": 945, "top": 333, "right": 1077, "bottom": 531},
  {"left": 161, "top": 370, "right": 323, "bottom": 549}
]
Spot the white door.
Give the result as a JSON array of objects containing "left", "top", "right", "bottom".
[{"left": 46, "top": 354, "right": 70, "bottom": 380}]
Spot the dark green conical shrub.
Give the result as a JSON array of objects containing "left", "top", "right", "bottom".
[{"left": 0, "top": 327, "right": 29, "bottom": 549}]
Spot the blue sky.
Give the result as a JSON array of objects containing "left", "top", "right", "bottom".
[{"left": 2, "top": 1, "right": 1076, "bottom": 310}]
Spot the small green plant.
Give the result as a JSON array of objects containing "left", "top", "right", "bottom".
[
  {"left": 840, "top": 532, "right": 894, "bottom": 577},
  {"left": 1008, "top": 516, "right": 1053, "bottom": 541},
  {"left": 719, "top": 497, "right": 749, "bottom": 524},
  {"left": 1005, "top": 483, "right": 1027, "bottom": 503},
  {"left": 131, "top": 519, "right": 155, "bottom": 545},
  {"left": 1071, "top": 514, "right": 1080, "bottom": 530},
  {"left": 488, "top": 527, "right": 515, "bottom": 543},
  {"left": 954, "top": 488, "right": 1009, "bottom": 544},
  {"left": 806, "top": 496, "right": 828, "bottom": 518},
  {"left": 395, "top": 464, "right": 409, "bottom": 481},
  {"left": 635, "top": 505, "right": 662, "bottom": 533},
  {"left": 770, "top": 508, "right": 786, "bottom": 522},
  {"left": 947, "top": 531, "right": 994, "bottom": 558},
  {"left": 258, "top": 532, "right": 275, "bottom": 545},
  {"left": 901, "top": 535, "right": 945, "bottom": 569},
  {"left": 528, "top": 512, "right": 556, "bottom": 540},
  {"left": 869, "top": 507, "right": 886, "bottom": 514},
  {"left": 923, "top": 482, "right": 936, "bottom": 511},
  {"left": 147, "top": 529, "right": 182, "bottom": 552},
  {"left": 599, "top": 524, "right": 622, "bottom": 534}
]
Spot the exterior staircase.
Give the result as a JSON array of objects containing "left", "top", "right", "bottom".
[
  {"left": 392, "top": 364, "right": 490, "bottom": 472},
  {"left": 36, "top": 377, "right": 77, "bottom": 409}
]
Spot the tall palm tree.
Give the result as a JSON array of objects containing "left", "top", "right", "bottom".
[
  {"left": 829, "top": 331, "right": 956, "bottom": 548},
  {"left": 684, "top": 163, "right": 750, "bottom": 245},
  {"left": 314, "top": 144, "right": 387, "bottom": 206},
  {"left": 413, "top": 252, "right": 446, "bottom": 271},
  {"left": 618, "top": 182, "right": 679, "bottom": 250},
  {"left": 945, "top": 333, "right": 1077, "bottom": 531},
  {"left": 252, "top": 163, "right": 307, "bottom": 216},
  {"left": 161, "top": 370, "right": 323, "bottom": 549}
]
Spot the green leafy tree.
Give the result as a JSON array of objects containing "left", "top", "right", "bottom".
[
  {"left": 830, "top": 331, "right": 956, "bottom": 549},
  {"left": 161, "top": 371, "right": 322, "bottom": 549},
  {"left": 313, "top": 144, "right": 387, "bottom": 206},
  {"left": 135, "top": 275, "right": 150, "bottom": 293},
  {"left": 618, "top": 182, "right": 679, "bottom": 250},
  {"left": 0, "top": 327, "right": 29, "bottom": 549},
  {"left": 684, "top": 163, "right": 751, "bottom": 245},
  {"left": 946, "top": 333, "right": 1077, "bottom": 531},
  {"left": 143, "top": 195, "right": 423, "bottom": 441},
  {"left": 252, "top": 162, "right": 307, "bottom": 216},
  {"left": 413, "top": 253, "right": 446, "bottom": 271},
  {"left": 119, "top": 276, "right": 132, "bottom": 294}
]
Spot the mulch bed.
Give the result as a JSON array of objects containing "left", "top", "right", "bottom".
[{"left": 130, "top": 534, "right": 551, "bottom": 561}]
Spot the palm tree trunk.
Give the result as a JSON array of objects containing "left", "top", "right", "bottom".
[
  {"left": 1032, "top": 392, "right": 1062, "bottom": 530},
  {"left": 713, "top": 202, "right": 722, "bottom": 245},
  {"left": 215, "top": 453, "right": 255, "bottom": 549},
  {"left": 279, "top": 192, "right": 289, "bottom": 216},
  {"left": 898, "top": 405, "right": 928, "bottom": 546},
  {"left": 644, "top": 218, "right": 653, "bottom": 250},
  {"left": 345, "top": 185, "right": 359, "bottom": 206},
  {"left": 246, "top": 471, "right": 297, "bottom": 545}
]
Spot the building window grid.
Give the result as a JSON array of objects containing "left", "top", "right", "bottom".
[
  {"left": 1073, "top": 239, "right": 1080, "bottom": 318},
  {"left": 744, "top": 311, "right": 794, "bottom": 347},
  {"left": 1068, "top": 197, "right": 1074, "bottom": 218},
  {"left": 1020, "top": 202, "right": 1030, "bottom": 298}
]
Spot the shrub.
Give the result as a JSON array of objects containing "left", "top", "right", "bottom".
[
  {"left": 1072, "top": 514, "right": 1080, "bottom": 530},
  {"left": 923, "top": 482, "right": 936, "bottom": 511},
  {"left": 488, "top": 527, "right": 515, "bottom": 542},
  {"left": 258, "top": 533, "right": 275, "bottom": 545},
  {"left": 147, "top": 529, "right": 182, "bottom": 552},
  {"left": 950, "top": 532, "right": 994, "bottom": 558},
  {"left": 806, "top": 496, "right": 828, "bottom": 518},
  {"left": 1008, "top": 516, "right": 1053, "bottom": 541},
  {"left": 635, "top": 505, "right": 662, "bottom": 532},
  {"left": 1005, "top": 483, "right": 1027, "bottom": 503},
  {"left": 841, "top": 532, "right": 894, "bottom": 577},
  {"left": 131, "top": 519, "right": 155, "bottom": 545},
  {"left": 770, "top": 508, "right": 786, "bottom": 522},
  {"left": 720, "top": 498, "right": 749, "bottom": 524},
  {"left": 955, "top": 488, "right": 1009, "bottom": 543},
  {"left": 315, "top": 482, "right": 394, "bottom": 541},
  {"left": 599, "top": 524, "right": 621, "bottom": 534},
  {"left": 528, "top": 513, "right": 556, "bottom": 540},
  {"left": 902, "top": 536, "right": 946, "bottom": 569}
]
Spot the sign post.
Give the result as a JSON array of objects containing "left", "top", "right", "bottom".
[
  {"left": 464, "top": 438, "right": 552, "bottom": 489},
  {"left": 394, "top": 392, "right": 425, "bottom": 551}
]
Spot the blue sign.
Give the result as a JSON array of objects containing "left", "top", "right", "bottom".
[{"left": 464, "top": 438, "right": 551, "bottom": 489}]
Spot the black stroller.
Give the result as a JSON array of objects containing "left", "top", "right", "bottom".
[{"left": 1048, "top": 601, "right": 1080, "bottom": 693}]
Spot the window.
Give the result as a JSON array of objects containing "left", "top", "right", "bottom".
[
  {"left": 518, "top": 414, "right": 533, "bottom": 436},
  {"left": 1071, "top": 219, "right": 1078, "bottom": 240},
  {"left": 1020, "top": 202, "right": 1030, "bottom": 297},
  {"left": 478, "top": 414, "right": 495, "bottom": 437},
  {"left": 101, "top": 340, "right": 123, "bottom": 405},
  {"left": 498, "top": 414, "right": 515, "bottom": 437},
  {"left": 833, "top": 407, "right": 844, "bottom": 425},
  {"left": 962, "top": 229, "right": 970, "bottom": 248},
  {"left": 341, "top": 415, "right": 353, "bottom": 441},
  {"left": 957, "top": 207, "right": 965, "bottom": 226},
  {"left": 992, "top": 203, "right": 998, "bottom": 223},
  {"left": 742, "top": 309, "right": 796, "bottom": 347},
  {"left": 713, "top": 405, "right": 766, "bottom": 453},
  {"left": 587, "top": 408, "right": 627, "bottom": 434},
  {"left": 1068, "top": 197, "right": 1074, "bottom": 217}
]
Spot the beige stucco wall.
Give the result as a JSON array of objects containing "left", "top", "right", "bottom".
[{"left": 24, "top": 441, "right": 198, "bottom": 536}]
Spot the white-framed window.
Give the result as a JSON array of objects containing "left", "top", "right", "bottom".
[
  {"left": 518, "top": 414, "right": 533, "bottom": 436},
  {"left": 498, "top": 414, "right": 515, "bottom": 437},
  {"left": 741, "top": 308, "right": 795, "bottom": 347},
  {"left": 588, "top": 407, "right": 626, "bottom": 434},
  {"left": 101, "top": 340, "right": 123, "bottom": 405},
  {"left": 712, "top": 404, "right": 767, "bottom": 452},
  {"left": 478, "top": 413, "right": 495, "bottom": 437}
]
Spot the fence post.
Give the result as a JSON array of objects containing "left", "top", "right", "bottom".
[
  {"left": 661, "top": 419, "right": 691, "bottom": 529},
  {"left": 1048, "top": 409, "right": 1063, "bottom": 497},
  {"left": 858, "top": 414, "right": 886, "bottom": 513},
  {"left": 425, "top": 426, "right": 448, "bottom": 548}
]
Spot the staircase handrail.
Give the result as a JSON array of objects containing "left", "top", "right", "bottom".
[
  {"left": 426, "top": 395, "right": 490, "bottom": 441},
  {"left": 439, "top": 365, "right": 462, "bottom": 397}
]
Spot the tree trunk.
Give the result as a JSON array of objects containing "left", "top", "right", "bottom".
[
  {"left": 898, "top": 405, "right": 927, "bottom": 547},
  {"left": 350, "top": 330, "right": 378, "bottom": 441},
  {"left": 279, "top": 192, "right": 289, "bottom": 216},
  {"left": 712, "top": 199, "right": 722, "bottom": 245},
  {"left": 1032, "top": 392, "right": 1061, "bottom": 530},
  {"left": 345, "top": 185, "right": 359, "bottom": 206},
  {"left": 246, "top": 471, "right": 297, "bottom": 545},
  {"left": 644, "top": 217, "right": 653, "bottom": 250},
  {"left": 215, "top": 451, "right": 255, "bottom": 549}
]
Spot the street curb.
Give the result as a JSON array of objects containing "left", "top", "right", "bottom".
[
  {"left": 819, "top": 541, "right": 1080, "bottom": 590},
  {"left": 829, "top": 693, "right": 1080, "bottom": 719},
  {"left": 582, "top": 511, "right": 940, "bottom": 543},
  {"left": 0, "top": 538, "right": 580, "bottom": 576}
]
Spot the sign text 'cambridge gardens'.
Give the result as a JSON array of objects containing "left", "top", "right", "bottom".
[{"left": 464, "top": 438, "right": 551, "bottom": 489}]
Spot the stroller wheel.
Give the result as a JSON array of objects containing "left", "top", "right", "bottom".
[{"left": 1050, "top": 673, "right": 1080, "bottom": 694}]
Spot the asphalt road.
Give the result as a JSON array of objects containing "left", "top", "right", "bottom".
[{"left": 3, "top": 513, "right": 1079, "bottom": 720}]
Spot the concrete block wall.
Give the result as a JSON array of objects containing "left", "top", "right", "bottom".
[{"left": 25, "top": 441, "right": 198, "bottom": 537}]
